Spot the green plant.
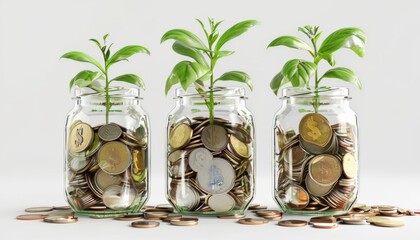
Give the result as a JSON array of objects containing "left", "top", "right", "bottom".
[
  {"left": 268, "top": 26, "right": 366, "bottom": 112},
  {"left": 61, "top": 34, "right": 150, "bottom": 123},
  {"left": 161, "top": 18, "right": 258, "bottom": 124}
]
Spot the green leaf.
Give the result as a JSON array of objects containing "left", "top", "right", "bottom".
[
  {"left": 320, "top": 67, "right": 362, "bottom": 89},
  {"left": 322, "top": 54, "right": 336, "bottom": 66},
  {"left": 318, "top": 27, "right": 367, "bottom": 57},
  {"left": 103, "top": 34, "right": 109, "bottom": 43},
  {"left": 61, "top": 51, "right": 105, "bottom": 73},
  {"left": 270, "top": 71, "right": 289, "bottom": 95},
  {"left": 171, "top": 61, "right": 210, "bottom": 91},
  {"left": 110, "top": 74, "right": 145, "bottom": 90},
  {"left": 107, "top": 45, "right": 150, "bottom": 68},
  {"left": 69, "top": 70, "right": 103, "bottom": 90},
  {"left": 161, "top": 29, "right": 208, "bottom": 50},
  {"left": 172, "top": 41, "right": 207, "bottom": 65},
  {"left": 215, "top": 20, "right": 258, "bottom": 51},
  {"left": 196, "top": 18, "right": 209, "bottom": 38},
  {"left": 89, "top": 39, "right": 101, "bottom": 49},
  {"left": 267, "top": 36, "right": 314, "bottom": 55},
  {"left": 282, "top": 59, "right": 317, "bottom": 87},
  {"left": 165, "top": 72, "right": 179, "bottom": 95},
  {"left": 216, "top": 71, "right": 253, "bottom": 90},
  {"left": 216, "top": 50, "right": 235, "bottom": 59}
]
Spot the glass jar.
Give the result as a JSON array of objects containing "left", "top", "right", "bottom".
[
  {"left": 65, "top": 88, "right": 150, "bottom": 217},
  {"left": 166, "top": 87, "right": 255, "bottom": 215},
  {"left": 273, "top": 87, "right": 359, "bottom": 215}
]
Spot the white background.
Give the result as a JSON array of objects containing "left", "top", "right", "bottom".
[{"left": 1, "top": 0, "right": 419, "bottom": 239}]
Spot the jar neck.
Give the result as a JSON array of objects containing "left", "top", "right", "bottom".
[
  {"left": 281, "top": 87, "right": 351, "bottom": 107},
  {"left": 175, "top": 87, "right": 247, "bottom": 107},
  {"left": 73, "top": 88, "right": 142, "bottom": 106}
]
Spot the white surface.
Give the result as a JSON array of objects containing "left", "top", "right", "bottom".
[{"left": 1, "top": 0, "right": 420, "bottom": 239}]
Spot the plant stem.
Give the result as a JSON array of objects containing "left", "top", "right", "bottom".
[
  {"left": 102, "top": 48, "right": 110, "bottom": 124},
  {"left": 311, "top": 37, "right": 320, "bottom": 113}
]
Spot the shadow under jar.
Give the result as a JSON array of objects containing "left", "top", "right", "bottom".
[
  {"left": 273, "top": 87, "right": 359, "bottom": 216},
  {"left": 65, "top": 88, "right": 150, "bottom": 217},
  {"left": 166, "top": 87, "right": 255, "bottom": 215}
]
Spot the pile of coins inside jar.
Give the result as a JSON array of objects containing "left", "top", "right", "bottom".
[
  {"left": 66, "top": 121, "right": 148, "bottom": 213},
  {"left": 167, "top": 117, "right": 254, "bottom": 214},
  {"left": 275, "top": 113, "right": 358, "bottom": 212}
]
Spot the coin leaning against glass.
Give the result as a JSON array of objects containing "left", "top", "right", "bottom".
[
  {"left": 196, "top": 157, "right": 235, "bottom": 194},
  {"left": 169, "top": 123, "right": 193, "bottom": 149},
  {"left": 69, "top": 122, "right": 94, "bottom": 153},
  {"left": 299, "top": 113, "right": 332, "bottom": 147},
  {"left": 98, "top": 123, "right": 122, "bottom": 141},
  {"left": 188, "top": 147, "right": 213, "bottom": 172},
  {"left": 97, "top": 141, "right": 132, "bottom": 175},
  {"left": 342, "top": 153, "right": 357, "bottom": 179},
  {"left": 201, "top": 125, "right": 228, "bottom": 152},
  {"left": 207, "top": 194, "right": 236, "bottom": 212},
  {"left": 229, "top": 135, "right": 251, "bottom": 159}
]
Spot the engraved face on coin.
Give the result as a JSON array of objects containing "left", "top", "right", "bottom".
[
  {"left": 201, "top": 125, "right": 228, "bottom": 152},
  {"left": 197, "top": 158, "right": 235, "bottom": 194},
  {"left": 188, "top": 147, "right": 213, "bottom": 172},
  {"left": 169, "top": 123, "right": 193, "bottom": 149},
  {"left": 229, "top": 135, "right": 250, "bottom": 158},
  {"left": 69, "top": 122, "right": 94, "bottom": 153},
  {"left": 102, "top": 185, "right": 137, "bottom": 210},
  {"left": 309, "top": 154, "right": 342, "bottom": 185},
  {"left": 207, "top": 194, "right": 235, "bottom": 212},
  {"left": 299, "top": 113, "right": 332, "bottom": 147},
  {"left": 342, "top": 153, "right": 357, "bottom": 179},
  {"left": 98, "top": 141, "right": 132, "bottom": 175},
  {"left": 98, "top": 123, "right": 122, "bottom": 141}
]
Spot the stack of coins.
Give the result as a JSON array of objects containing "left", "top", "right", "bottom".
[
  {"left": 167, "top": 117, "right": 254, "bottom": 214},
  {"left": 275, "top": 113, "right": 357, "bottom": 213},
  {"left": 66, "top": 121, "right": 148, "bottom": 214}
]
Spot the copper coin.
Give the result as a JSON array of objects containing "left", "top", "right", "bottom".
[
  {"left": 278, "top": 220, "right": 308, "bottom": 227},
  {"left": 217, "top": 214, "right": 246, "bottom": 219},
  {"left": 43, "top": 216, "right": 78, "bottom": 224},
  {"left": 16, "top": 214, "right": 47, "bottom": 220},
  {"left": 310, "top": 216, "right": 337, "bottom": 224},
  {"left": 238, "top": 218, "right": 269, "bottom": 225},
  {"left": 249, "top": 205, "right": 268, "bottom": 211},
  {"left": 170, "top": 217, "right": 199, "bottom": 226},
  {"left": 144, "top": 212, "right": 169, "bottom": 219},
  {"left": 131, "top": 221, "right": 160, "bottom": 228},
  {"left": 114, "top": 214, "right": 144, "bottom": 221},
  {"left": 25, "top": 207, "right": 53, "bottom": 213},
  {"left": 53, "top": 205, "right": 72, "bottom": 211},
  {"left": 162, "top": 214, "right": 183, "bottom": 222}
]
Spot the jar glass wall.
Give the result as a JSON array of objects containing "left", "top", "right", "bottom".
[
  {"left": 166, "top": 87, "right": 255, "bottom": 215},
  {"left": 65, "top": 88, "right": 150, "bottom": 217},
  {"left": 273, "top": 87, "right": 359, "bottom": 215}
]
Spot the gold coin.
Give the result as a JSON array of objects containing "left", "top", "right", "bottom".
[
  {"left": 53, "top": 205, "right": 71, "bottom": 211},
  {"left": 309, "top": 155, "right": 342, "bottom": 185},
  {"left": 98, "top": 141, "right": 131, "bottom": 175},
  {"left": 169, "top": 123, "right": 193, "bottom": 149},
  {"left": 299, "top": 113, "right": 332, "bottom": 147},
  {"left": 201, "top": 125, "right": 228, "bottom": 152},
  {"left": 69, "top": 122, "right": 94, "bottom": 153},
  {"left": 131, "top": 221, "right": 160, "bottom": 228},
  {"left": 43, "top": 216, "right": 78, "bottom": 224},
  {"left": 132, "top": 149, "right": 145, "bottom": 174},
  {"left": 16, "top": 214, "right": 47, "bottom": 220},
  {"left": 170, "top": 217, "right": 199, "bottom": 226},
  {"left": 238, "top": 218, "right": 269, "bottom": 225},
  {"left": 278, "top": 220, "right": 308, "bottom": 227},
  {"left": 229, "top": 135, "right": 250, "bottom": 159},
  {"left": 25, "top": 207, "right": 53, "bottom": 213},
  {"left": 368, "top": 217, "right": 405, "bottom": 227},
  {"left": 305, "top": 174, "right": 334, "bottom": 197},
  {"left": 94, "top": 170, "right": 122, "bottom": 192},
  {"left": 342, "top": 153, "right": 357, "bottom": 179}
]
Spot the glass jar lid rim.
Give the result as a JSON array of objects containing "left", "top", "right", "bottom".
[
  {"left": 280, "top": 87, "right": 350, "bottom": 99},
  {"left": 174, "top": 86, "right": 246, "bottom": 99},
  {"left": 72, "top": 87, "right": 142, "bottom": 99}
]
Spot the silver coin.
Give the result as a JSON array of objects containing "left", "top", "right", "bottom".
[
  {"left": 102, "top": 185, "right": 137, "bottom": 210},
  {"left": 197, "top": 157, "right": 235, "bottom": 194},
  {"left": 98, "top": 123, "right": 122, "bottom": 141},
  {"left": 208, "top": 194, "right": 235, "bottom": 212},
  {"left": 173, "top": 183, "right": 200, "bottom": 210},
  {"left": 188, "top": 147, "right": 213, "bottom": 172}
]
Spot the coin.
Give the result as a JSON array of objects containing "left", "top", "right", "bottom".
[
  {"left": 201, "top": 125, "right": 228, "bottom": 152},
  {"left": 168, "top": 150, "right": 187, "bottom": 164},
  {"left": 69, "top": 156, "right": 92, "bottom": 173},
  {"left": 229, "top": 135, "right": 250, "bottom": 159},
  {"left": 256, "top": 210, "right": 282, "bottom": 217},
  {"left": 102, "top": 185, "right": 137, "bottom": 210},
  {"left": 94, "top": 170, "right": 122, "bottom": 193},
  {"left": 156, "top": 204, "right": 174, "bottom": 211},
  {"left": 98, "top": 141, "right": 131, "bottom": 175},
  {"left": 197, "top": 157, "right": 235, "bottom": 194},
  {"left": 53, "top": 205, "right": 71, "bottom": 211},
  {"left": 98, "top": 123, "right": 122, "bottom": 141},
  {"left": 43, "top": 216, "right": 78, "bottom": 224},
  {"left": 299, "top": 113, "right": 332, "bottom": 147},
  {"left": 339, "top": 216, "right": 368, "bottom": 225},
  {"left": 308, "top": 155, "right": 342, "bottom": 185},
  {"left": 188, "top": 147, "right": 213, "bottom": 172},
  {"left": 311, "top": 222, "right": 338, "bottom": 229},
  {"left": 285, "top": 185, "right": 309, "bottom": 210},
  {"left": 170, "top": 217, "right": 199, "bottom": 226},
  {"left": 305, "top": 174, "right": 334, "bottom": 197},
  {"left": 278, "top": 220, "right": 308, "bottom": 227},
  {"left": 310, "top": 216, "right": 337, "bottom": 223},
  {"left": 169, "top": 123, "right": 193, "bottom": 149},
  {"left": 238, "top": 218, "right": 269, "bottom": 225},
  {"left": 69, "top": 122, "right": 94, "bottom": 153},
  {"left": 208, "top": 194, "right": 236, "bottom": 212},
  {"left": 16, "top": 214, "right": 47, "bottom": 220},
  {"left": 368, "top": 217, "right": 405, "bottom": 227},
  {"left": 230, "top": 126, "right": 252, "bottom": 144},
  {"left": 172, "top": 182, "right": 200, "bottom": 210},
  {"left": 284, "top": 145, "right": 306, "bottom": 165},
  {"left": 144, "top": 211, "right": 169, "bottom": 219},
  {"left": 217, "top": 214, "right": 246, "bottom": 219},
  {"left": 114, "top": 214, "right": 144, "bottom": 221},
  {"left": 131, "top": 221, "right": 160, "bottom": 228},
  {"left": 248, "top": 205, "right": 268, "bottom": 211},
  {"left": 342, "top": 153, "right": 357, "bottom": 179},
  {"left": 162, "top": 214, "right": 183, "bottom": 222},
  {"left": 25, "top": 207, "right": 53, "bottom": 213}
]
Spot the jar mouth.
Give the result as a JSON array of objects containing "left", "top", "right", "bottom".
[
  {"left": 72, "top": 87, "right": 142, "bottom": 99},
  {"left": 175, "top": 87, "right": 246, "bottom": 99},
  {"left": 280, "top": 87, "right": 350, "bottom": 99}
]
